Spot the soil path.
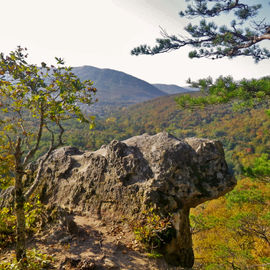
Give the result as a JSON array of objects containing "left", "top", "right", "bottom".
[{"left": 1, "top": 213, "right": 185, "bottom": 269}]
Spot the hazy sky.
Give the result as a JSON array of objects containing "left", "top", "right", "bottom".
[{"left": 1, "top": 0, "right": 270, "bottom": 85}]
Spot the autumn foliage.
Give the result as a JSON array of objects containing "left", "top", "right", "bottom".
[{"left": 191, "top": 176, "right": 270, "bottom": 269}]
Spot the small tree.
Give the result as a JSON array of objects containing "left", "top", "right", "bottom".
[
  {"left": 132, "top": 0, "right": 270, "bottom": 62},
  {"left": 0, "top": 47, "right": 96, "bottom": 266}
]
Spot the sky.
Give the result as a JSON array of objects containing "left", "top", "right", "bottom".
[{"left": 1, "top": 0, "right": 270, "bottom": 86}]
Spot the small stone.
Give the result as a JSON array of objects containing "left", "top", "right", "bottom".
[
  {"left": 59, "top": 235, "right": 72, "bottom": 244},
  {"left": 78, "top": 259, "right": 97, "bottom": 270},
  {"left": 104, "top": 258, "right": 119, "bottom": 269}
]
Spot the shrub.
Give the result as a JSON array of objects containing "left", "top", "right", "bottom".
[
  {"left": 0, "top": 249, "right": 53, "bottom": 270},
  {"left": 133, "top": 208, "right": 175, "bottom": 252}
]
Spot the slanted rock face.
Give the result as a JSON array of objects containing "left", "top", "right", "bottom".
[{"left": 38, "top": 132, "right": 235, "bottom": 268}]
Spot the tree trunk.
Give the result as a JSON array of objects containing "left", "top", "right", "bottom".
[{"left": 15, "top": 163, "right": 27, "bottom": 267}]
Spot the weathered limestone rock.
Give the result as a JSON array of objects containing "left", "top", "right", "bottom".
[{"left": 34, "top": 132, "right": 235, "bottom": 267}]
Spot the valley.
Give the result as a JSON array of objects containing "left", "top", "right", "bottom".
[{"left": 1, "top": 63, "right": 269, "bottom": 269}]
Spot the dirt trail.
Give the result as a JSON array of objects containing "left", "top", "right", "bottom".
[{"left": 1, "top": 213, "right": 185, "bottom": 269}]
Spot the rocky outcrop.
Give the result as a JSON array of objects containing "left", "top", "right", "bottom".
[{"left": 33, "top": 132, "right": 235, "bottom": 267}]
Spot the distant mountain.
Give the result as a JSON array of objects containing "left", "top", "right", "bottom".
[
  {"left": 153, "top": 84, "right": 198, "bottom": 94},
  {"left": 72, "top": 66, "right": 166, "bottom": 106}
]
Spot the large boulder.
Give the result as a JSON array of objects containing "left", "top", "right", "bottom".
[{"left": 35, "top": 132, "right": 235, "bottom": 267}]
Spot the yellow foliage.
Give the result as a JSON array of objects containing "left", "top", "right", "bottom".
[{"left": 191, "top": 177, "right": 270, "bottom": 269}]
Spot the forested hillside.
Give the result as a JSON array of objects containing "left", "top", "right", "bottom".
[
  {"left": 61, "top": 92, "right": 270, "bottom": 268},
  {"left": 63, "top": 92, "right": 269, "bottom": 174}
]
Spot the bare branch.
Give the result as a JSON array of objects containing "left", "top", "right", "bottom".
[
  {"left": 16, "top": 111, "right": 31, "bottom": 151},
  {"left": 6, "top": 134, "right": 15, "bottom": 153},
  {"left": 24, "top": 124, "right": 55, "bottom": 200},
  {"left": 57, "top": 120, "right": 65, "bottom": 147},
  {"left": 24, "top": 121, "right": 65, "bottom": 200},
  {"left": 22, "top": 107, "right": 45, "bottom": 167}
]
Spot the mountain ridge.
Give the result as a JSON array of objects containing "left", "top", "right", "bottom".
[
  {"left": 153, "top": 83, "right": 198, "bottom": 94},
  {"left": 72, "top": 65, "right": 196, "bottom": 107},
  {"left": 72, "top": 65, "right": 166, "bottom": 105}
]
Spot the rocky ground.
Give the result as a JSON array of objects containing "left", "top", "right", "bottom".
[{"left": 0, "top": 211, "right": 191, "bottom": 270}]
